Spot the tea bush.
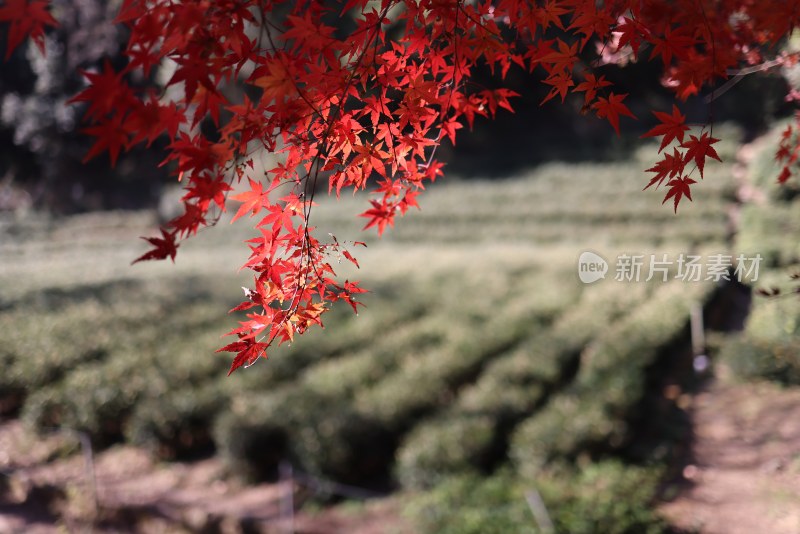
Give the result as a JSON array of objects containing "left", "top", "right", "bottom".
[
  {"left": 395, "top": 414, "right": 496, "bottom": 489},
  {"left": 126, "top": 382, "right": 229, "bottom": 458},
  {"left": 405, "top": 462, "right": 669, "bottom": 534},
  {"left": 214, "top": 387, "right": 394, "bottom": 486}
]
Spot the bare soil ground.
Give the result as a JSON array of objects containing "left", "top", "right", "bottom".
[
  {"left": 659, "top": 365, "right": 800, "bottom": 534},
  {"left": 0, "top": 420, "right": 412, "bottom": 533}
]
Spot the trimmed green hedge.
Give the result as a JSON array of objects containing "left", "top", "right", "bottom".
[
  {"left": 126, "top": 382, "right": 228, "bottom": 458},
  {"left": 22, "top": 353, "right": 162, "bottom": 445},
  {"left": 511, "top": 282, "right": 709, "bottom": 475},
  {"left": 214, "top": 387, "right": 394, "bottom": 485},
  {"left": 721, "top": 286, "right": 800, "bottom": 385},
  {"left": 724, "top": 336, "right": 800, "bottom": 385},
  {"left": 395, "top": 415, "right": 496, "bottom": 489},
  {"left": 405, "top": 463, "right": 669, "bottom": 534},
  {"left": 396, "top": 281, "right": 669, "bottom": 490},
  {"left": 354, "top": 309, "right": 547, "bottom": 432},
  {"left": 538, "top": 462, "right": 669, "bottom": 534}
]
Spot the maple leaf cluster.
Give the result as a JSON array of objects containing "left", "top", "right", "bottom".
[
  {"left": 3, "top": 0, "right": 800, "bottom": 373},
  {"left": 0, "top": 0, "right": 56, "bottom": 59}
]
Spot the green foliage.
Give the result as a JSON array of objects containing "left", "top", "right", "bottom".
[
  {"left": 214, "top": 388, "right": 394, "bottom": 485},
  {"left": 298, "top": 317, "right": 447, "bottom": 399},
  {"left": 512, "top": 282, "right": 710, "bottom": 475},
  {"left": 126, "top": 383, "right": 228, "bottom": 458},
  {"left": 720, "top": 275, "right": 800, "bottom": 385},
  {"left": 1, "top": 155, "right": 736, "bottom": 532},
  {"left": 237, "top": 295, "right": 431, "bottom": 386},
  {"left": 724, "top": 122, "right": 800, "bottom": 386},
  {"left": 512, "top": 394, "right": 619, "bottom": 474},
  {"left": 405, "top": 463, "right": 669, "bottom": 534},
  {"left": 354, "top": 287, "right": 575, "bottom": 432},
  {"left": 736, "top": 205, "right": 800, "bottom": 267},
  {"left": 576, "top": 282, "right": 704, "bottom": 396},
  {"left": 374, "top": 162, "right": 732, "bottom": 246},
  {"left": 396, "top": 415, "right": 496, "bottom": 489},
  {"left": 403, "top": 472, "right": 535, "bottom": 534},
  {"left": 0, "top": 281, "right": 157, "bottom": 413},
  {"left": 538, "top": 462, "right": 669, "bottom": 534},
  {"left": 723, "top": 336, "right": 800, "bottom": 385},
  {"left": 212, "top": 390, "right": 293, "bottom": 482},
  {"left": 22, "top": 355, "right": 154, "bottom": 445},
  {"left": 13, "top": 276, "right": 235, "bottom": 443}
]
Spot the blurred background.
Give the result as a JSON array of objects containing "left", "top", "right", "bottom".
[{"left": 2, "top": 2, "right": 800, "bottom": 533}]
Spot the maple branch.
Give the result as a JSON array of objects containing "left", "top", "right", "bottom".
[
  {"left": 425, "top": 0, "right": 464, "bottom": 169},
  {"left": 706, "top": 55, "right": 794, "bottom": 104},
  {"left": 455, "top": 2, "right": 502, "bottom": 40},
  {"left": 696, "top": 0, "right": 716, "bottom": 133}
]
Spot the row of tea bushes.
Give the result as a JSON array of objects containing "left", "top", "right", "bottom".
[
  {"left": 125, "top": 382, "right": 229, "bottom": 458},
  {"left": 213, "top": 296, "right": 569, "bottom": 485},
  {"left": 511, "top": 281, "right": 711, "bottom": 476},
  {"left": 723, "top": 122, "right": 800, "bottom": 384},
  {"left": 736, "top": 204, "right": 800, "bottom": 268},
  {"left": 236, "top": 290, "right": 434, "bottom": 388},
  {"left": 724, "top": 336, "right": 800, "bottom": 385},
  {"left": 734, "top": 125, "right": 800, "bottom": 266},
  {"left": 394, "top": 282, "right": 652, "bottom": 489},
  {"left": 214, "top": 386, "right": 395, "bottom": 485},
  {"left": 16, "top": 298, "right": 424, "bottom": 455},
  {"left": 405, "top": 462, "right": 668, "bottom": 534},
  {"left": 11, "top": 243, "right": 582, "bottom": 464},
  {"left": 296, "top": 316, "right": 449, "bottom": 400},
  {"left": 722, "top": 273, "right": 800, "bottom": 385},
  {"left": 20, "top": 300, "right": 233, "bottom": 445},
  {"left": 0, "top": 283, "right": 168, "bottom": 414}
]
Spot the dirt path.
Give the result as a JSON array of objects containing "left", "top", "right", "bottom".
[
  {"left": 659, "top": 365, "right": 800, "bottom": 534},
  {"left": 0, "top": 420, "right": 411, "bottom": 533}
]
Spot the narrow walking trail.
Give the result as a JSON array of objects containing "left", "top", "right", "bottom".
[{"left": 659, "top": 365, "right": 800, "bottom": 534}]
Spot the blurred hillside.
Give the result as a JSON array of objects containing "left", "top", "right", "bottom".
[{"left": 0, "top": 132, "right": 757, "bottom": 532}]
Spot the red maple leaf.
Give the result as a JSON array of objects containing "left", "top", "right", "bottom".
[
  {"left": 217, "top": 338, "right": 269, "bottom": 375},
  {"left": 182, "top": 175, "right": 232, "bottom": 212},
  {"left": 574, "top": 72, "right": 612, "bottom": 106},
  {"left": 231, "top": 178, "right": 270, "bottom": 222},
  {"left": 440, "top": 117, "right": 463, "bottom": 145},
  {"left": 68, "top": 61, "right": 133, "bottom": 120},
  {"left": 132, "top": 229, "right": 179, "bottom": 264},
  {"left": 641, "top": 104, "right": 690, "bottom": 152},
  {"left": 662, "top": 175, "right": 696, "bottom": 213},
  {"left": 541, "top": 70, "right": 575, "bottom": 104},
  {"left": 649, "top": 26, "right": 695, "bottom": 67},
  {"left": 80, "top": 114, "right": 129, "bottom": 167},
  {"left": 592, "top": 92, "right": 636, "bottom": 134},
  {"left": 339, "top": 280, "right": 368, "bottom": 314},
  {"left": 360, "top": 199, "right": 395, "bottom": 235},
  {"left": 778, "top": 165, "right": 792, "bottom": 184},
  {"left": 0, "top": 0, "right": 57, "bottom": 59},
  {"left": 538, "top": 40, "right": 578, "bottom": 72},
  {"left": 644, "top": 147, "right": 685, "bottom": 190},
  {"left": 682, "top": 132, "right": 722, "bottom": 178},
  {"left": 614, "top": 17, "right": 647, "bottom": 56}
]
